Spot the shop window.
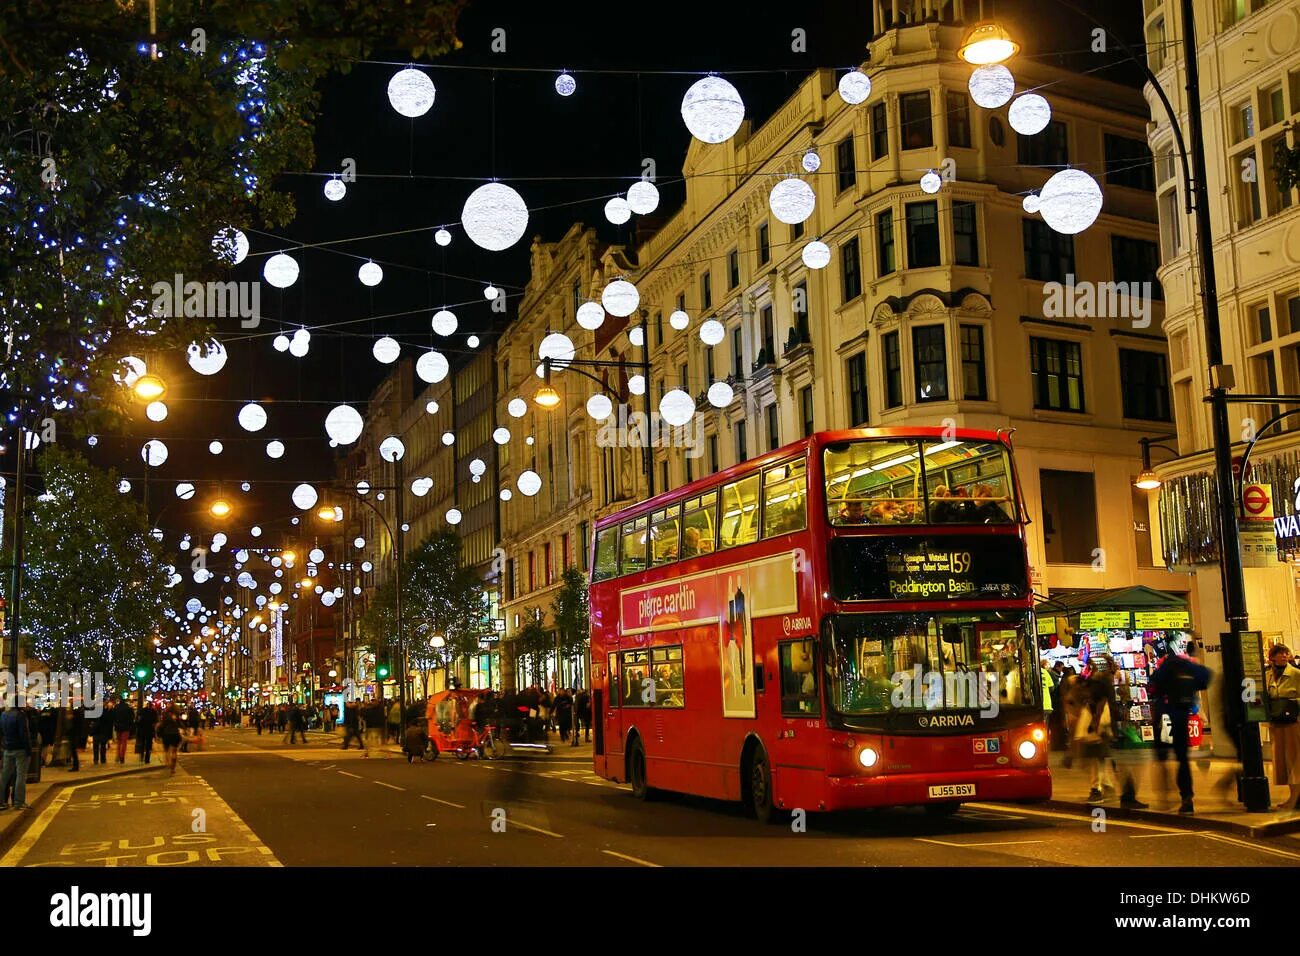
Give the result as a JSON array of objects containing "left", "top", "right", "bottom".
[
  {"left": 762, "top": 458, "right": 807, "bottom": 538},
  {"left": 719, "top": 474, "right": 760, "bottom": 548},
  {"left": 780, "top": 640, "right": 820, "bottom": 716}
]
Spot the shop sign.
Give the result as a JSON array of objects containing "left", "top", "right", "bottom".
[
  {"left": 1132, "top": 611, "right": 1190, "bottom": 629},
  {"left": 1035, "top": 616, "right": 1057, "bottom": 636},
  {"left": 1079, "top": 611, "right": 1132, "bottom": 629},
  {"left": 1240, "top": 483, "right": 1273, "bottom": 519}
]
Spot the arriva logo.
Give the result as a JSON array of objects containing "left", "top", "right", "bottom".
[{"left": 918, "top": 713, "right": 977, "bottom": 728}]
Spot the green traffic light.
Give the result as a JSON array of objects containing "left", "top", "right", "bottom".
[
  {"left": 376, "top": 664, "right": 390, "bottom": 679},
  {"left": 134, "top": 667, "right": 149, "bottom": 680}
]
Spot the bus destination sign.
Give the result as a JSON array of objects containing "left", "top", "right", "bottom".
[{"left": 830, "top": 535, "right": 1029, "bottom": 603}]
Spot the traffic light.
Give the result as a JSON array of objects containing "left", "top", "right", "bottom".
[
  {"left": 376, "top": 663, "right": 390, "bottom": 680},
  {"left": 134, "top": 664, "right": 150, "bottom": 681}
]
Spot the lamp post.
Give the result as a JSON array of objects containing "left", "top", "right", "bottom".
[
  {"left": 5, "top": 402, "right": 30, "bottom": 677},
  {"left": 966, "top": 3, "right": 1269, "bottom": 809}
]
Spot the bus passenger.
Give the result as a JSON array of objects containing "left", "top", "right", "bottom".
[
  {"left": 683, "top": 526, "right": 703, "bottom": 557},
  {"left": 837, "top": 499, "right": 866, "bottom": 524}
]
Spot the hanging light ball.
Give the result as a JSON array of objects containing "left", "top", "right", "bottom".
[
  {"left": 446, "top": 508, "right": 463, "bottom": 525},
  {"left": 628, "top": 327, "right": 645, "bottom": 348},
  {"left": 801, "top": 240, "right": 831, "bottom": 269},
  {"left": 801, "top": 150, "right": 821, "bottom": 173},
  {"left": 539, "top": 332, "right": 576, "bottom": 369},
  {"left": 387, "top": 67, "right": 436, "bottom": 118},
  {"left": 659, "top": 389, "right": 697, "bottom": 427},
  {"left": 469, "top": 458, "right": 487, "bottom": 477},
  {"left": 321, "top": 591, "right": 337, "bottom": 608},
  {"left": 116, "top": 355, "right": 146, "bottom": 388},
  {"left": 838, "top": 69, "right": 872, "bottom": 105},
  {"left": 142, "top": 440, "right": 168, "bottom": 467},
  {"left": 1022, "top": 192, "right": 1041, "bottom": 214},
  {"left": 273, "top": 334, "right": 290, "bottom": 352},
  {"left": 416, "top": 349, "right": 450, "bottom": 384},
  {"left": 627, "top": 180, "right": 660, "bottom": 215},
  {"left": 372, "top": 336, "right": 401, "bottom": 364},
  {"left": 576, "top": 301, "right": 605, "bottom": 331},
  {"left": 768, "top": 177, "right": 816, "bottom": 225},
  {"left": 213, "top": 227, "right": 249, "bottom": 265},
  {"left": 555, "top": 71, "right": 577, "bottom": 97},
  {"left": 517, "top": 470, "right": 543, "bottom": 497},
  {"left": 484, "top": 284, "right": 499, "bottom": 300},
  {"left": 358, "top": 261, "right": 383, "bottom": 287},
  {"left": 602, "top": 279, "right": 640, "bottom": 317},
  {"left": 919, "top": 170, "right": 942, "bottom": 194},
  {"left": 1008, "top": 93, "right": 1052, "bottom": 136},
  {"left": 288, "top": 334, "right": 310, "bottom": 358},
  {"left": 146, "top": 401, "right": 168, "bottom": 422},
  {"left": 238, "top": 403, "right": 267, "bottom": 432},
  {"left": 118, "top": 479, "right": 132, "bottom": 494},
  {"left": 968, "top": 64, "right": 1015, "bottom": 109},
  {"left": 379, "top": 436, "right": 405, "bottom": 461},
  {"left": 468, "top": 335, "right": 481, "bottom": 348},
  {"left": 266, "top": 440, "right": 285, "bottom": 459},
  {"left": 325, "top": 405, "right": 364, "bottom": 445},
  {"left": 411, "top": 477, "right": 433, "bottom": 497},
  {"left": 586, "top": 394, "right": 613, "bottom": 421},
  {"left": 707, "top": 381, "right": 735, "bottom": 408},
  {"left": 680, "top": 75, "right": 745, "bottom": 144},
  {"left": 441, "top": 431, "right": 455, "bottom": 447},
  {"left": 507, "top": 398, "right": 527, "bottom": 418},
  {"left": 493, "top": 427, "right": 511, "bottom": 444},
  {"left": 323, "top": 179, "right": 346, "bottom": 201},
  {"left": 461, "top": 182, "right": 529, "bottom": 252},
  {"left": 500, "top": 488, "right": 513, "bottom": 501},
  {"left": 628, "top": 374, "right": 646, "bottom": 395},
  {"left": 425, "top": 400, "right": 439, "bottom": 415},
  {"left": 1039, "top": 168, "right": 1103, "bottom": 234},
  {"left": 187, "top": 341, "right": 228, "bottom": 376},
  {"left": 431, "top": 309, "right": 458, "bottom": 336},
  {"left": 263, "top": 253, "right": 299, "bottom": 289},
  {"left": 251, "top": 526, "right": 262, "bottom": 537},
  {"left": 699, "top": 318, "right": 725, "bottom": 346},
  {"left": 209, "top": 441, "right": 223, "bottom": 455},
  {"left": 604, "top": 197, "right": 632, "bottom": 225},
  {"left": 434, "top": 227, "right": 452, "bottom": 247},
  {"left": 175, "top": 482, "right": 196, "bottom": 500},
  {"left": 669, "top": 309, "right": 690, "bottom": 331},
  {"left": 291, "top": 483, "right": 318, "bottom": 510}
]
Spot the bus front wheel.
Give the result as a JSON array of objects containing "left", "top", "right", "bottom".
[
  {"left": 748, "top": 748, "right": 777, "bottom": 824},
  {"left": 628, "top": 737, "right": 655, "bottom": 801}
]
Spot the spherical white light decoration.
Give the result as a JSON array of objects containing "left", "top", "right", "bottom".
[
  {"left": 117, "top": 355, "right": 145, "bottom": 387},
  {"left": 484, "top": 284, "right": 499, "bottom": 300},
  {"left": 801, "top": 240, "right": 831, "bottom": 269},
  {"left": 434, "top": 227, "right": 452, "bottom": 247},
  {"left": 507, "top": 398, "right": 527, "bottom": 418},
  {"left": 291, "top": 483, "right": 318, "bottom": 510},
  {"left": 604, "top": 197, "right": 631, "bottom": 225},
  {"left": 586, "top": 394, "right": 613, "bottom": 420},
  {"left": 838, "top": 69, "right": 872, "bottom": 105},
  {"left": 411, "top": 477, "right": 433, "bottom": 497},
  {"left": 628, "top": 327, "right": 645, "bottom": 348},
  {"left": 263, "top": 253, "right": 299, "bottom": 289},
  {"left": 627, "top": 180, "right": 659, "bottom": 215},
  {"left": 628, "top": 374, "right": 646, "bottom": 396},
  {"left": 379, "top": 436, "right": 405, "bottom": 461},
  {"left": 500, "top": 488, "right": 513, "bottom": 501},
  {"left": 236, "top": 549, "right": 250, "bottom": 563},
  {"left": 187, "top": 341, "right": 228, "bottom": 376},
  {"left": 669, "top": 309, "right": 690, "bottom": 331},
  {"left": 361, "top": 561, "right": 373, "bottom": 572},
  {"left": 801, "top": 150, "right": 821, "bottom": 173},
  {"left": 576, "top": 301, "right": 605, "bottom": 331},
  {"left": 968, "top": 64, "right": 1015, "bottom": 109},
  {"left": 324, "top": 179, "right": 346, "bottom": 201},
  {"left": 355, "top": 480, "right": 371, "bottom": 497},
  {"left": 681, "top": 76, "right": 745, "bottom": 144},
  {"left": 602, "top": 279, "right": 639, "bottom": 317},
  {"left": 493, "top": 427, "right": 511, "bottom": 445},
  {"left": 517, "top": 470, "right": 542, "bottom": 497},
  {"left": 266, "top": 440, "right": 285, "bottom": 459},
  {"left": 416, "top": 349, "right": 450, "bottom": 384},
  {"left": 1022, "top": 193, "right": 1041, "bottom": 214},
  {"left": 425, "top": 400, "right": 439, "bottom": 415},
  {"left": 288, "top": 335, "right": 309, "bottom": 358},
  {"left": 213, "top": 227, "right": 249, "bottom": 265},
  {"left": 555, "top": 72, "right": 576, "bottom": 96},
  {"left": 238, "top": 403, "right": 267, "bottom": 432},
  {"left": 353, "top": 536, "right": 365, "bottom": 549},
  {"left": 469, "top": 458, "right": 487, "bottom": 477},
  {"left": 251, "top": 526, "right": 262, "bottom": 537},
  {"left": 321, "top": 591, "right": 337, "bottom": 608},
  {"left": 325, "top": 405, "right": 364, "bottom": 445},
  {"left": 387, "top": 67, "right": 435, "bottom": 118},
  {"left": 305, "top": 547, "right": 324, "bottom": 565},
  {"left": 699, "top": 318, "right": 725, "bottom": 346},
  {"left": 525, "top": 436, "right": 535, "bottom": 446},
  {"left": 209, "top": 440, "right": 223, "bottom": 455},
  {"left": 372, "top": 336, "right": 400, "bottom": 364},
  {"left": 445, "top": 508, "right": 463, "bottom": 525},
  {"left": 118, "top": 479, "right": 132, "bottom": 494},
  {"left": 211, "top": 532, "right": 227, "bottom": 549},
  {"left": 175, "top": 482, "right": 196, "bottom": 499},
  {"left": 467, "top": 335, "right": 481, "bottom": 348},
  {"left": 659, "top": 389, "right": 697, "bottom": 427},
  {"left": 268, "top": 582, "right": 282, "bottom": 595},
  {"left": 768, "top": 177, "right": 816, "bottom": 225},
  {"left": 1008, "top": 93, "right": 1052, "bottom": 136},
  {"left": 186, "top": 598, "right": 202, "bottom": 614},
  {"left": 1039, "top": 168, "right": 1103, "bottom": 235},
  {"left": 142, "top": 440, "right": 168, "bottom": 466},
  {"left": 241, "top": 482, "right": 252, "bottom": 492},
  {"left": 358, "top": 261, "right": 384, "bottom": 287},
  {"left": 707, "top": 380, "right": 735, "bottom": 408},
  {"left": 441, "top": 431, "right": 455, "bottom": 447},
  {"left": 919, "top": 170, "right": 942, "bottom": 194},
  {"left": 461, "top": 182, "right": 529, "bottom": 252},
  {"left": 431, "top": 309, "right": 458, "bottom": 336},
  {"left": 237, "top": 571, "right": 255, "bottom": 589},
  {"left": 538, "top": 332, "right": 576, "bottom": 370},
  {"left": 146, "top": 401, "right": 168, "bottom": 422}
]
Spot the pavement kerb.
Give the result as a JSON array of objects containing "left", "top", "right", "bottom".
[{"left": 1035, "top": 797, "right": 1300, "bottom": 839}]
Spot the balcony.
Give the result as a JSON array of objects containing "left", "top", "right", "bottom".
[{"left": 782, "top": 324, "right": 813, "bottom": 362}]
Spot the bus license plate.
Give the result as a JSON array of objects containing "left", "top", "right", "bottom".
[{"left": 928, "top": 784, "right": 975, "bottom": 799}]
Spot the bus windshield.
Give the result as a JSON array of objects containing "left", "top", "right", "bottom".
[
  {"left": 823, "top": 611, "right": 1039, "bottom": 716},
  {"left": 824, "top": 438, "right": 1017, "bottom": 526}
]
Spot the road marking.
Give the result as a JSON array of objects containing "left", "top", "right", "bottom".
[
  {"left": 374, "top": 781, "right": 404, "bottom": 792},
  {"left": 964, "top": 802, "right": 1193, "bottom": 835},
  {"left": 337, "top": 771, "right": 363, "bottom": 779},
  {"left": 420, "top": 795, "right": 466, "bottom": 809},
  {"left": 1200, "top": 830, "right": 1300, "bottom": 861},
  {"left": 916, "top": 838, "right": 1044, "bottom": 848},
  {"left": 602, "top": 849, "right": 661, "bottom": 867},
  {"left": 1129, "top": 831, "right": 1201, "bottom": 839},
  {"left": 506, "top": 819, "right": 564, "bottom": 838}
]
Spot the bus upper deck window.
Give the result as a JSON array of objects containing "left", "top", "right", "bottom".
[
  {"left": 621, "top": 517, "right": 648, "bottom": 573},
  {"left": 719, "top": 475, "right": 759, "bottom": 548},
  {"left": 763, "top": 458, "right": 807, "bottom": 538}
]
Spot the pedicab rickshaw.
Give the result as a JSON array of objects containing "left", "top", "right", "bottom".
[{"left": 421, "top": 688, "right": 492, "bottom": 759}]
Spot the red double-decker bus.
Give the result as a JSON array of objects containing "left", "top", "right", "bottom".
[{"left": 588, "top": 427, "right": 1049, "bottom": 821}]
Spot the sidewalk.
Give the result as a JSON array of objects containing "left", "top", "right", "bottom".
[
  {"left": 0, "top": 753, "right": 168, "bottom": 856},
  {"left": 1043, "top": 747, "right": 1300, "bottom": 838}
]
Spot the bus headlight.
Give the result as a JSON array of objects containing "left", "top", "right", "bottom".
[
  {"left": 1030, "top": 727, "right": 1046, "bottom": 743},
  {"left": 858, "top": 747, "right": 879, "bottom": 769},
  {"left": 1017, "top": 740, "right": 1037, "bottom": 760}
]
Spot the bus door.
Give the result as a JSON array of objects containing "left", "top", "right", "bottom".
[
  {"left": 604, "top": 651, "right": 623, "bottom": 767},
  {"left": 772, "top": 636, "right": 823, "bottom": 775}
]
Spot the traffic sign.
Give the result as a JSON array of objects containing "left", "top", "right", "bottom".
[{"left": 1241, "top": 483, "right": 1273, "bottom": 519}]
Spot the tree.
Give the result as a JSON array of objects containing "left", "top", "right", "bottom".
[
  {"left": 513, "top": 607, "right": 549, "bottom": 689},
  {"left": 1273, "top": 129, "right": 1300, "bottom": 193},
  {"left": 0, "top": 1, "right": 464, "bottom": 423},
  {"left": 551, "top": 565, "right": 589, "bottom": 686},
  {"left": 16, "top": 446, "right": 174, "bottom": 688}
]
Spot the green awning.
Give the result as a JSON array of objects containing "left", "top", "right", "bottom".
[{"left": 1034, "top": 585, "right": 1188, "bottom": 616}]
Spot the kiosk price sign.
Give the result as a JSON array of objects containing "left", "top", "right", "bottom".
[
  {"left": 1132, "top": 611, "right": 1190, "bottom": 629},
  {"left": 1079, "top": 611, "right": 1132, "bottom": 629}
]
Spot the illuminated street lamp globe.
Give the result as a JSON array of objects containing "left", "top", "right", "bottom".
[{"left": 958, "top": 21, "right": 1020, "bottom": 65}]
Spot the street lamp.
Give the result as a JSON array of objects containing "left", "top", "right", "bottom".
[
  {"left": 209, "top": 498, "right": 232, "bottom": 519},
  {"left": 957, "top": 20, "right": 1019, "bottom": 65},
  {"left": 132, "top": 373, "right": 167, "bottom": 402},
  {"left": 1133, "top": 434, "right": 1178, "bottom": 492},
  {"left": 534, "top": 369, "right": 562, "bottom": 410}
]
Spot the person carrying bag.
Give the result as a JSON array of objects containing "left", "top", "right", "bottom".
[{"left": 1266, "top": 644, "right": 1300, "bottom": 813}]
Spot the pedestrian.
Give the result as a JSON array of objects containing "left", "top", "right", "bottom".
[
  {"left": 187, "top": 703, "right": 201, "bottom": 736},
  {"left": 136, "top": 703, "right": 157, "bottom": 765},
  {"left": 0, "top": 705, "right": 34, "bottom": 811},
  {"left": 1266, "top": 643, "right": 1300, "bottom": 814},
  {"left": 1058, "top": 669, "right": 1085, "bottom": 765},
  {"left": 1039, "top": 659, "right": 1055, "bottom": 731},
  {"left": 159, "top": 705, "right": 183, "bottom": 775},
  {"left": 64, "top": 705, "right": 86, "bottom": 772},
  {"left": 91, "top": 705, "right": 113, "bottom": 765},
  {"left": 112, "top": 696, "right": 135, "bottom": 764},
  {"left": 39, "top": 706, "right": 58, "bottom": 767},
  {"left": 387, "top": 698, "right": 401, "bottom": 745},
  {"left": 253, "top": 705, "right": 263, "bottom": 735},
  {"left": 555, "top": 688, "right": 574, "bottom": 743},
  {"left": 1149, "top": 641, "right": 1211, "bottom": 814},
  {"left": 341, "top": 701, "right": 366, "bottom": 752},
  {"left": 1076, "top": 677, "right": 1116, "bottom": 803},
  {"left": 575, "top": 687, "right": 592, "bottom": 743},
  {"left": 287, "top": 701, "right": 307, "bottom": 745},
  {"left": 403, "top": 716, "right": 428, "bottom": 763}
]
